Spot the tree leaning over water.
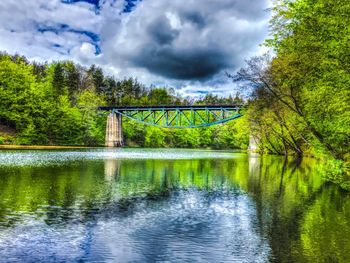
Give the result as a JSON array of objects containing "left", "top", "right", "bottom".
[
  {"left": 227, "top": 0, "right": 350, "bottom": 188},
  {"left": 230, "top": 0, "right": 349, "bottom": 162}
]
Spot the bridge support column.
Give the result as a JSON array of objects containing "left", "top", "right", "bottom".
[{"left": 105, "top": 112, "right": 124, "bottom": 147}]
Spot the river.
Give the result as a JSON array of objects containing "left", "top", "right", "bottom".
[{"left": 0, "top": 148, "right": 349, "bottom": 262}]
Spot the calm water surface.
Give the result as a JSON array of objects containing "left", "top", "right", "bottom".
[{"left": 0, "top": 148, "right": 349, "bottom": 262}]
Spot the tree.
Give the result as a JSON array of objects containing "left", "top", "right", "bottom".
[
  {"left": 88, "top": 65, "right": 105, "bottom": 94},
  {"left": 65, "top": 62, "right": 81, "bottom": 106},
  {"left": 52, "top": 63, "right": 66, "bottom": 98}
]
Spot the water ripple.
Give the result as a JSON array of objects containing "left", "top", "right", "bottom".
[
  {"left": 0, "top": 189, "right": 270, "bottom": 263},
  {"left": 0, "top": 148, "right": 240, "bottom": 167}
]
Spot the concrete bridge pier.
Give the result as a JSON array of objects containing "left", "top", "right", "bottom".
[{"left": 105, "top": 112, "right": 124, "bottom": 147}]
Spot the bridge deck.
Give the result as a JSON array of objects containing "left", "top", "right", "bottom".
[
  {"left": 100, "top": 104, "right": 243, "bottom": 129},
  {"left": 98, "top": 105, "right": 242, "bottom": 111}
]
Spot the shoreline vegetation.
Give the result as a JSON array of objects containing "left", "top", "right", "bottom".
[
  {"left": 0, "top": 0, "right": 349, "bottom": 188},
  {"left": 0, "top": 144, "right": 248, "bottom": 152}
]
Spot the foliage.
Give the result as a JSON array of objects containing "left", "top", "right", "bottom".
[{"left": 319, "top": 159, "right": 350, "bottom": 190}]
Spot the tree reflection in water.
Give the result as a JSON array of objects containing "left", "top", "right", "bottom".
[{"left": 0, "top": 150, "right": 349, "bottom": 262}]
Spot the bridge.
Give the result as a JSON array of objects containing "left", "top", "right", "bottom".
[{"left": 98, "top": 105, "right": 243, "bottom": 147}]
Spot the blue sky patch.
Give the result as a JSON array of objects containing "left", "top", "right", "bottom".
[
  {"left": 196, "top": 90, "right": 209, "bottom": 94},
  {"left": 123, "top": 0, "right": 140, "bottom": 13},
  {"left": 62, "top": 0, "right": 100, "bottom": 7},
  {"left": 37, "top": 23, "right": 101, "bottom": 55}
]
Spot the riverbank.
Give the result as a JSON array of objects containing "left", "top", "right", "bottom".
[{"left": 0, "top": 145, "right": 93, "bottom": 150}]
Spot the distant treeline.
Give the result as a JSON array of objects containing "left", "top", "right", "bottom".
[{"left": 0, "top": 52, "right": 248, "bottom": 149}]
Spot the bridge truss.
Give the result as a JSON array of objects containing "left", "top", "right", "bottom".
[{"left": 98, "top": 105, "right": 242, "bottom": 128}]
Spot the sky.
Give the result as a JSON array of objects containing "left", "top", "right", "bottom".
[{"left": 0, "top": 0, "right": 271, "bottom": 97}]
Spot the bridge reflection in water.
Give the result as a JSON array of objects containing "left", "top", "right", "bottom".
[{"left": 98, "top": 105, "right": 242, "bottom": 147}]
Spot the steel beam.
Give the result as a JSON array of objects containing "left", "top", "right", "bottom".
[{"left": 99, "top": 105, "right": 243, "bottom": 128}]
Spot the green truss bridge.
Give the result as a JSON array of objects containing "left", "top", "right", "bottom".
[{"left": 98, "top": 105, "right": 243, "bottom": 147}]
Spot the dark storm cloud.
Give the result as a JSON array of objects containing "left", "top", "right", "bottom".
[
  {"left": 147, "top": 16, "right": 179, "bottom": 45},
  {"left": 133, "top": 46, "right": 230, "bottom": 79},
  {"left": 103, "top": 0, "right": 270, "bottom": 81},
  {"left": 182, "top": 11, "right": 207, "bottom": 28}
]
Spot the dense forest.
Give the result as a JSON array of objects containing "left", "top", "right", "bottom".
[
  {"left": 0, "top": 1, "right": 348, "bottom": 183},
  {"left": 0, "top": 52, "right": 247, "bottom": 149}
]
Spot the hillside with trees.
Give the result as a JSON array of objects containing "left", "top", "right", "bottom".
[{"left": 0, "top": 52, "right": 248, "bottom": 149}]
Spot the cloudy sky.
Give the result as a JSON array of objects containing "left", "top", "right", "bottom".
[{"left": 0, "top": 0, "right": 271, "bottom": 97}]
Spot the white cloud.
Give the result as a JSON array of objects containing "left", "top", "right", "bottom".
[
  {"left": 71, "top": 42, "right": 99, "bottom": 63},
  {"left": 0, "top": 0, "right": 102, "bottom": 60}
]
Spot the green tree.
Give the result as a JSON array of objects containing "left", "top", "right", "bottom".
[
  {"left": 52, "top": 63, "right": 66, "bottom": 98},
  {"left": 266, "top": 0, "right": 350, "bottom": 159}
]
